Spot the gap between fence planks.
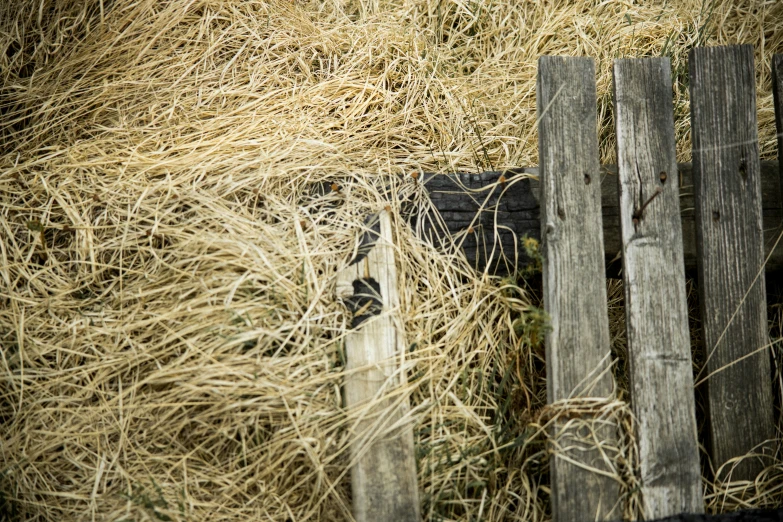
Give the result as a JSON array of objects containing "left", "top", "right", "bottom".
[
  {"left": 538, "top": 56, "right": 620, "bottom": 522},
  {"left": 335, "top": 210, "right": 420, "bottom": 522},
  {"left": 613, "top": 57, "right": 703, "bottom": 518},
  {"left": 689, "top": 45, "right": 775, "bottom": 481}
]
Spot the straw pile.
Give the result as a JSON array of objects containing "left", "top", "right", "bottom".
[{"left": 0, "top": 0, "right": 781, "bottom": 520}]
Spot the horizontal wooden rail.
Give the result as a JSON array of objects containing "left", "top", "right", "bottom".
[{"left": 419, "top": 160, "right": 781, "bottom": 274}]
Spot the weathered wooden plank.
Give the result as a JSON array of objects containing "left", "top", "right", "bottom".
[
  {"left": 613, "top": 57, "right": 703, "bottom": 517},
  {"left": 416, "top": 161, "right": 782, "bottom": 274},
  {"left": 335, "top": 210, "right": 420, "bottom": 522},
  {"left": 689, "top": 44, "right": 775, "bottom": 480},
  {"left": 538, "top": 56, "right": 620, "bottom": 522}
]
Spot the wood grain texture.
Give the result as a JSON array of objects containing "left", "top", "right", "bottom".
[
  {"left": 417, "top": 160, "right": 782, "bottom": 274},
  {"left": 613, "top": 57, "right": 703, "bottom": 518},
  {"left": 336, "top": 210, "right": 420, "bottom": 522},
  {"left": 538, "top": 56, "right": 620, "bottom": 522},
  {"left": 597, "top": 162, "right": 783, "bottom": 274},
  {"left": 689, "top": 45, "right": 775, "bottom": 480}
]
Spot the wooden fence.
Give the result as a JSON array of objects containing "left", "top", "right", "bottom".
[{"left": 336, "top": 45, "right": 783, "bottom": 522}]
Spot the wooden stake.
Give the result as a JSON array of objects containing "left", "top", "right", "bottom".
[{"left": 336, "top": 210, "right": 420, "bottom": 522}]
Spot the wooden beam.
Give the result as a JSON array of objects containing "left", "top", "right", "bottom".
[
  {"left": 417, "top": 160, "right": 782, "bottom": 274},
  {"left": 537, "top": 55, "right": 620, "bottom": 522},
  {"left": 689, "top": 44, "right": 775, "bottom": 480},
  {"left": 613, "top": 57, "right": 703, "bottom": 517},
  {"left": 336, "top": 210, "right": 420, "bottom": 522}
]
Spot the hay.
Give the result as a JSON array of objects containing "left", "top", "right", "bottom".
[{"left": 0, "top": 0, "right": 781, "bottom": 520}]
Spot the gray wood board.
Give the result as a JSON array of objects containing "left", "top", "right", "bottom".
[
  {"left": 613, "top": 57, "right": 702, "bottom": 517},
  {"left": 418, "top": 161, "right": 782, "bottom": 274},
  {"left": 538, "top": 55, "right": 620, "bottom": 522},
  {"left": 336, "top": 210, "right": 420, "bottom": 521},
  {"left": 689, "top": 44, "right": 775, "bottom": 480}
]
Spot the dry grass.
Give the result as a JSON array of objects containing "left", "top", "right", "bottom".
[{"left": 0, "top": 0, "right": 781, "bottom": 520}]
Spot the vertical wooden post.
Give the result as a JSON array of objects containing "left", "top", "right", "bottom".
[
  {"left": 538, "top": 56, "right": 620, "bottom": 522},
  {"left": 336, "top": 210, "right": 420, "bottom": 522},
  {"left": 689, "top": 45, "right": 775, "bottom": 481},
  {"left": 613, "top": 57, "right": 703, "bottom": 518}
]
